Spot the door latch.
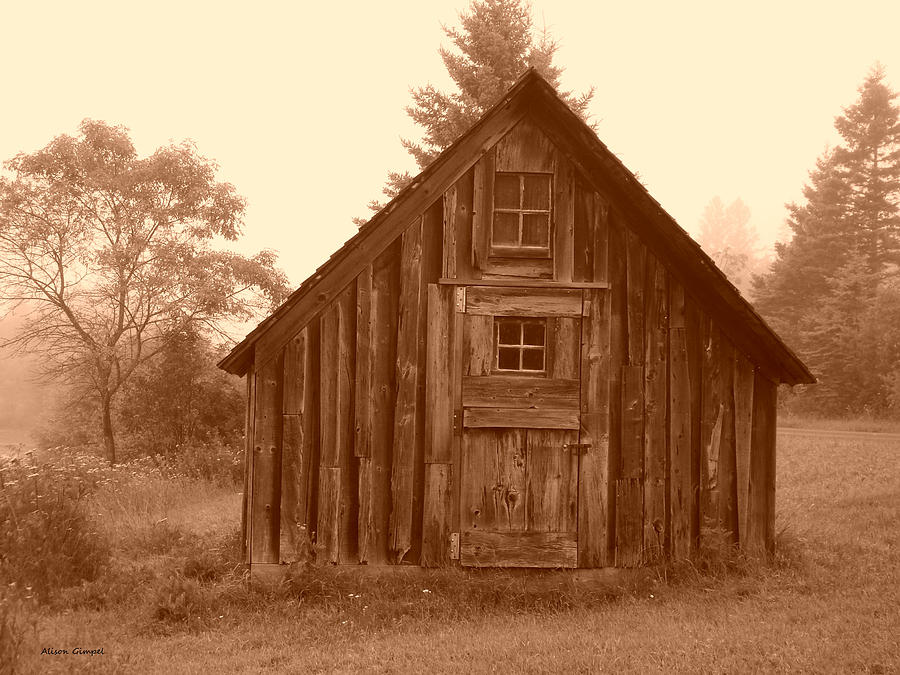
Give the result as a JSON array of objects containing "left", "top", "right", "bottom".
[{"left": 563, "top": 443, "right": 592, "bottom": 455}]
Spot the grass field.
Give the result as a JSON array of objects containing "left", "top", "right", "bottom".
[{"left": 7, "top": 429, "right": 900, "bottom": 674}]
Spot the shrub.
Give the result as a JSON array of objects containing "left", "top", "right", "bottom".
[{"left": 0, "top": 452, "right": 110, "bottom": 600}]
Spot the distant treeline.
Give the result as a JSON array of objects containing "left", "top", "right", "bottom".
[{"left": 753, "top": 65, "right": 900, "bottom": 417}]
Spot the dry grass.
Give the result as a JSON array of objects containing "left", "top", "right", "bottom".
[
  {"left": 10, "top": 430, "right": 900, "bottom": 674},
  {"left": 778, "top": 411, "right": 900, "bottom": 433}
]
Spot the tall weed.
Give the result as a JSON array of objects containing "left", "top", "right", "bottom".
[{"left": 0, "top": 451, "right": 110, "bottom": 599}]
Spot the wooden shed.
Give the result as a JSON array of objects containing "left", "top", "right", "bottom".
[{"left": 220, "top": 69, "right": 814, "bottom": 575}]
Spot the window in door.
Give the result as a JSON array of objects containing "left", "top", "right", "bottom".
[{"left": 494, "top": 317, "right": 547, "bottom": 374}]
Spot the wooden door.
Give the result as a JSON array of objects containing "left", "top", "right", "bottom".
[{"left": 458, "top": 286, "right": 583, "bottom": 567}]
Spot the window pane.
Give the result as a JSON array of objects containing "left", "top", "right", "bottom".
[
  {"left": 494, "top": 173, "right": 520, "bottom": 209},
  {"left": 492, "top": 211, "right": 519, "bottom": 246},
  {"left": 498, "top": 347, "right": 520, "bottom": 370},
  {"left": 522, "top": 175, "right": 550, "bottom": 210},
  {"left": 522, "top": 213, "right": 550, "bottom": 247},
  {"left": 523, "top": 322, "right": 545, "bottom": 346},
  {"left": 522, "top": 348, "right": 545, "bottom": 371},
  {"left": 498, "top": 321, "right": 521, "bottom": 345}
]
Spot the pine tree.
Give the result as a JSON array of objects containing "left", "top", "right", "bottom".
[
  {"left": 799, "top": 253, "right": 881, "bottom": 413},
  {"left": 753, "top": 149, "right": 854, "bottom": 339},
  {"left": 833, "top": 64, "right": 900, "bottom": 271},
  {"left": 357, "top": 0, "right": 594, "bottom": 222},
  {"left": 752, "top": 65, "right": 900, "bottom": 416}
]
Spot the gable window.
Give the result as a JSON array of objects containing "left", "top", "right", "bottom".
[
  {"left": 494, "top": 317, "right": 546, "bottom": 373},
  {"left": 492, "top": 172, "right": 552, "bottom": 257}
]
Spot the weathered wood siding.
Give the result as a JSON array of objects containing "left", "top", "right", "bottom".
[{"left": 241, "top": 116, "right": 780, "bottom": 567}]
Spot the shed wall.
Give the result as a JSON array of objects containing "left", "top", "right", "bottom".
[{"left": 242, "top": 120, "right": 778, "bottom": 568}]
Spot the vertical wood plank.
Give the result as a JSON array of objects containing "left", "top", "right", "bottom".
[
  {"left": 472, "top": 151, "right": 494, "bottom": 272},
  {"left": 421, "top": 463, "right": 452, "bottom": 566},
  {"left": 463, "top": 429, "right": 526, "bottom": 532},
  {"left": 320, "top": 306, "right": 340, "bottom": 468},
  {"left": 700, "top": 317, "right": 722, "bottom": 547},
  {"left": 525, "top": 429, "right": 579, "bottom": 533},
  {"left": 390, "top": 218, "right": 424, "bottom": 563},
  {"left": 426, "top": 284, "right": 453, "bottom": 463},
  {"left": 317, "top": 467, "right": 341, "bottom": 564},
  {"left": 452, "top": 169, "right": 477, "bottom": 280},
  {"left": 717, "top": 336, "right": 737, "bottom": 545},
  {"left": 250, "top": 352, "right": 284, "bottom": 564},
  {"left": 550, "top": 316, "right": 581, "bottom": 379},
  {"left": 573, "top": 182, "right": 591, "bottom": 283},
  {"left": 411, "top": 200, "right": 443, "bottom": 564},
  {"left": 368, "top": 243, "right": 401, "bottom": 565},
  {"left": 337, "top": 285, "right": 357, "bottom": 564},
  {"left": 242, "top": 365, "right": 256, "bottom": 563},
  {"left": 442, "top": 186, "right": 458, "bottom": 279},
  {"left": 685, "top": 299, "right": 703, "bottom": 552},
  {"left": 621, "top": 365, "right": 644, "bottom": 480},
  {"left": 283, "top": 331, "right": 306, "bottom": 415},
  {"left": 643, "top": 255, "right": 668, "bottom": 562},
  {"left": 355, "top": 266, "right": 373, "bottom": 459},
  {"left": 607, "top": 215, "right": 628, "bottom": 562},
  {"left": 748, "top": 372, "right": 777, "bottom": 554},
  {"left": 625, "top": 228, "right": 646, "bottom": 366},
  {"left": 579, "top": 287, "right": 611, "bottom": 567},
  {"left": 280, "top": 414, "right": 303, "bottom": 562},
  {"left": 592, "top": 193, "right": 610, "bottom": 284},
  {"left": 700, "top": 322, "right": 738, "bottom": 549},
  {"left": 733, "top": 352, "right": 755, "bottom": 546},
  {"left": 554, "top": 154, "right": 575, "bottom": 282},
  {"left": 280, "top": 329, "right": 308, "bottom": 562},
  {"left": 450, "top": 288, "right": 465, "bottom": 548},
  {"left": 357, "top": 457, "right": 375, "bottom": 563},
  {"left": 615, "top": 478, "right": 643, "bottom": 567},
  {"left": 355, "top": 265, "right": 376, "bottom": 559},
  {"left": 463, "top": 314, "right": 494, "bottom": 376},
  {"left": 668, "top": 282, "right": 692, "bottom": 559},
  {"left": 318, "top": 288, "right": 356, "bottom": 564}
]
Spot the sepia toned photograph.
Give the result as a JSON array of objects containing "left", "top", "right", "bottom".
[{"left": 1, "top": 1, "right": 898, "bottom": 672}]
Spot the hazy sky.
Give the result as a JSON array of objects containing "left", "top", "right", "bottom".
[{"left": 2, "top": 1, "right": 900, "bottom": 287}]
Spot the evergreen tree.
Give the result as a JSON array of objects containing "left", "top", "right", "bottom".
[
  {"left": 752, "top": 66, "right": 900, "bottom": 416},
  {"left": 753, "top": 149, "right": 854, "bottom": 341},
  {"left": 357, "top": 0, "right": 594, "bottom": 222},
  {"left": 833, "top": 64, "right": 900, "bottom": 271},
  {"left": 799, "top": 253, "right": 882, "bottom": 413}
]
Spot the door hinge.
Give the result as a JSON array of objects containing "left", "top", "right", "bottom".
[
  {"left": 455, "top": 286, "right": 466, "bottom": 313},
  {"left": 449, "top": 532, "right": 460, "bottom": 560},
  {"left": 564, "top": 442, "right": 592, "bottom": 455},
  {"left": 453, "top": 410, "right": 463, "bottom": 435}
]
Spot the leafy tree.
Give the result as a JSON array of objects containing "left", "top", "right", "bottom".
[
  {"left": 696, "top": 196, "right": 765, "bottom": 295},
  {"left": 358, "top": 0, "right": 595, "bottom": 222},
  {"left": 0, "top": 120, "right": 288, "bottom": 463},
  {"left": 118, "top": 328, "right": 244, "bottom": 456}
]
